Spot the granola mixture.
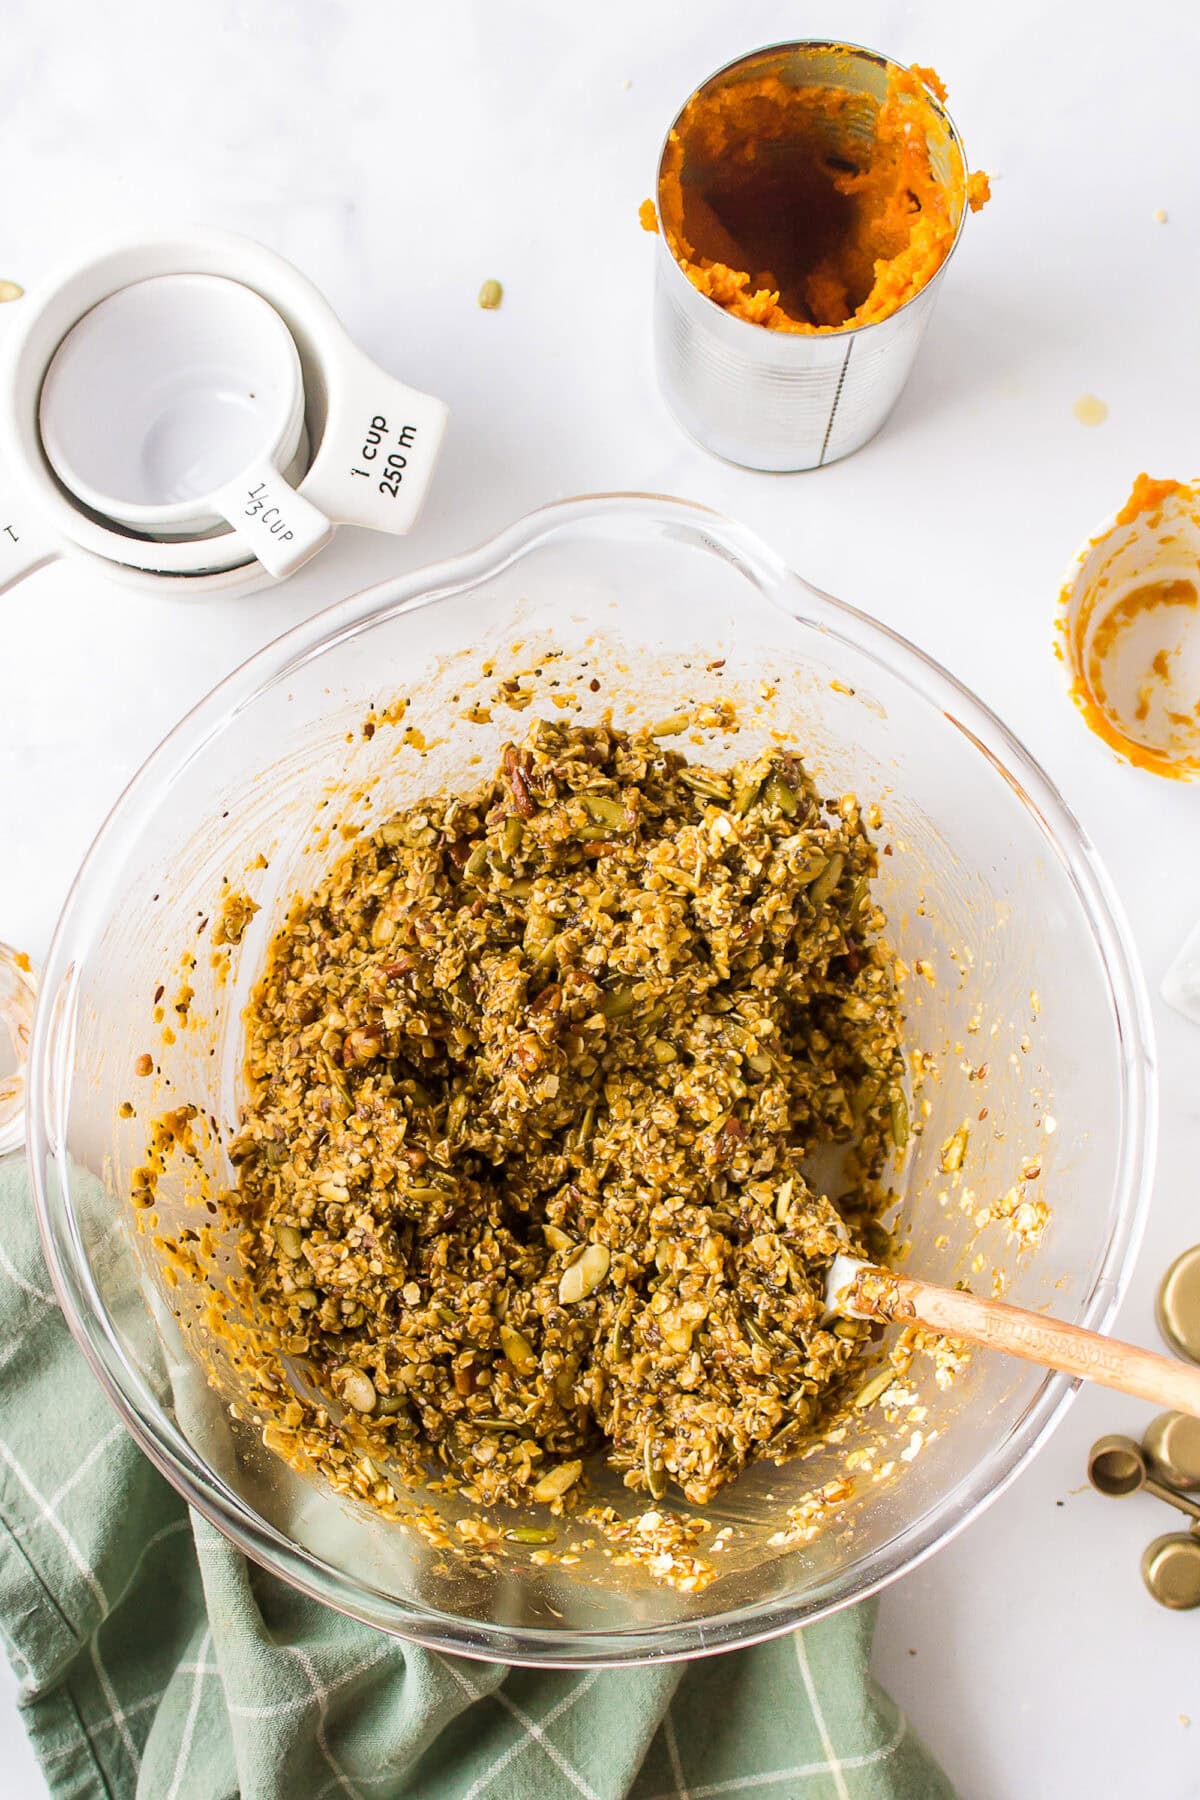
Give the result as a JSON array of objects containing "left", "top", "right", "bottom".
[{"left": 229, "top": 720, "right": 908, "bottom": 1511}]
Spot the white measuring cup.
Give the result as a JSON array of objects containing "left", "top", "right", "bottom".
[
  {"left": 40, "top": 273, "right": 308, "bottom": 550},
  {"left": 0, "top": 231, "right": 449, "bottom": 595}
]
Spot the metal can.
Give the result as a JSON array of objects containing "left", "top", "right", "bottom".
[{"left": 649, "top": 41, "right": 972, "bottom": 471}]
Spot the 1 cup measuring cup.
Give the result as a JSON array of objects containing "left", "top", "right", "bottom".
[{"left": 0, "top": 231, "right": 449, "bottom": 596}]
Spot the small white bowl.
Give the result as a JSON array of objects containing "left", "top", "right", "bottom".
[
  {"left": 39, "top": 273, "right": 305, "bottom": 542},
  {"left": 1059, "top": 476, "right": 1200, "bottom": 780}
]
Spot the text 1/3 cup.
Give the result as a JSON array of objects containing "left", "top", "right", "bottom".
[{"left": 648, "top": 41, "right": 974, "bottom": 471}]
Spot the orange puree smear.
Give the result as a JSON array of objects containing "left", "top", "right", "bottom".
[
  {"left": 1072, "top": 601, "right": 1200, "bottom": 777},
  {"left": 644, "top": 60, "right": 987, "bottom": 333},
  {"left": 1115, "top": 473, "right": 1184, "bottom": 527},
  {"left": 1072, "top": 577, "right": 1200, "bottom": 778}
]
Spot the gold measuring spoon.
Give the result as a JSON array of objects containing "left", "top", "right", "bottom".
[
  {"left": 1087, "top": 1435, "right": 1200, "bottom": 1521},
  {"left": 1141, "top": 1534, "right": 1200, "bottom": 1609},
  {"left": 1143, "top": 1412, "right": 1200, "bottom": 1492}
]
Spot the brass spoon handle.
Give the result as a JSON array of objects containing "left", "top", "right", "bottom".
[
  {"left": 878, "top": 1274, "right": 1200, "bottom": 1418},
  {"left": 1144, "top": 1475, "right": 1200, "bottom": 1521}
]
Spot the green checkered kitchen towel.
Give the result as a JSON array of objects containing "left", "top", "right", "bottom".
[{"left": 0, "top": 1157, "right": 953, "bottom": 1800}]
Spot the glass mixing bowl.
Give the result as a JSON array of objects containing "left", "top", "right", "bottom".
[{"left": 29, "top": 495, "right": 1155, "bottom": 1665}]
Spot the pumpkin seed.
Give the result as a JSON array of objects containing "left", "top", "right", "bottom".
[
  {"left": 851, "top": 1075, "right": 881, "bottom": 1122},
  {"left": 581, "top": 793, "right": 629, "bottom": 831},
  {"left": 377, "top": 1392, "right": 408, "bottom": 1415},
  {"left": 853, "top": 1369, "right": 894, "bottom": 1409},
  {"left": 644, "top": 1439, "right": 667, "bottom": 1499},
  {"left": 500, "top": 1324, "right": 537, "bottom": 1374},
  {"left": 768, "top": 1418, "right": 804, "bottom": 1453},
  {"left": 339, "top": 1369, "right": 377, "bottom": 1413},
  {"left": 890, "top": 1091, "right": 910, "bottom": 1150},
  {"left": 732, "top": 777, "right": 762, "bottom": 815},
  {"left": 532, "top": 1459, "right": 582, "bottom": 1502},
  {"left": 809, "top": 852, "right": 845, "bottom": 909},
  {"left": 464, "top": 844, "right": 488, "bottom": 878},
  {"left": 558, "top": 1243, "right": 610, "bottom": 1304},
  {"left": 276, "top": 1222, "right": 303, "bottom": 1258},
  {"left": 763, "top": 772, "right": 798, "bottom": 816},
  {"left": 651, "top": 712, "right": 690, "bottom": 737},
  {"left": 742, "top": 1311, "right": 772, "bottom": 1350},
  {"left": 501, "top": 816, "right": 524, "bottom": 857},
  {"left": 505, "top": 1526, "right": 557, "bottom": 1544},
  {"left": 679, "top": 770, "right": 730, "bottom": 800},
  {"left": 601, "top": 987, "right": 634, "bottom": 1019}
]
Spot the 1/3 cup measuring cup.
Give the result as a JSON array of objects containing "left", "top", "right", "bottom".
[
  {"left": 39, "top": 273, "right": 310, "bottom": 548},
  {"left": 0, "top": 231, "right": 449, "bottom": 595}
]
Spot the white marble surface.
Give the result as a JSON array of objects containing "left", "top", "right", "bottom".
[{"left": 2, "top": 0, "right": 1200, "bottom": 1793}]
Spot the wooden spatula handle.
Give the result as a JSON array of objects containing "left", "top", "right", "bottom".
[{"left": 891, "top": 1276, "right": 1200, "bottom": 1418}]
